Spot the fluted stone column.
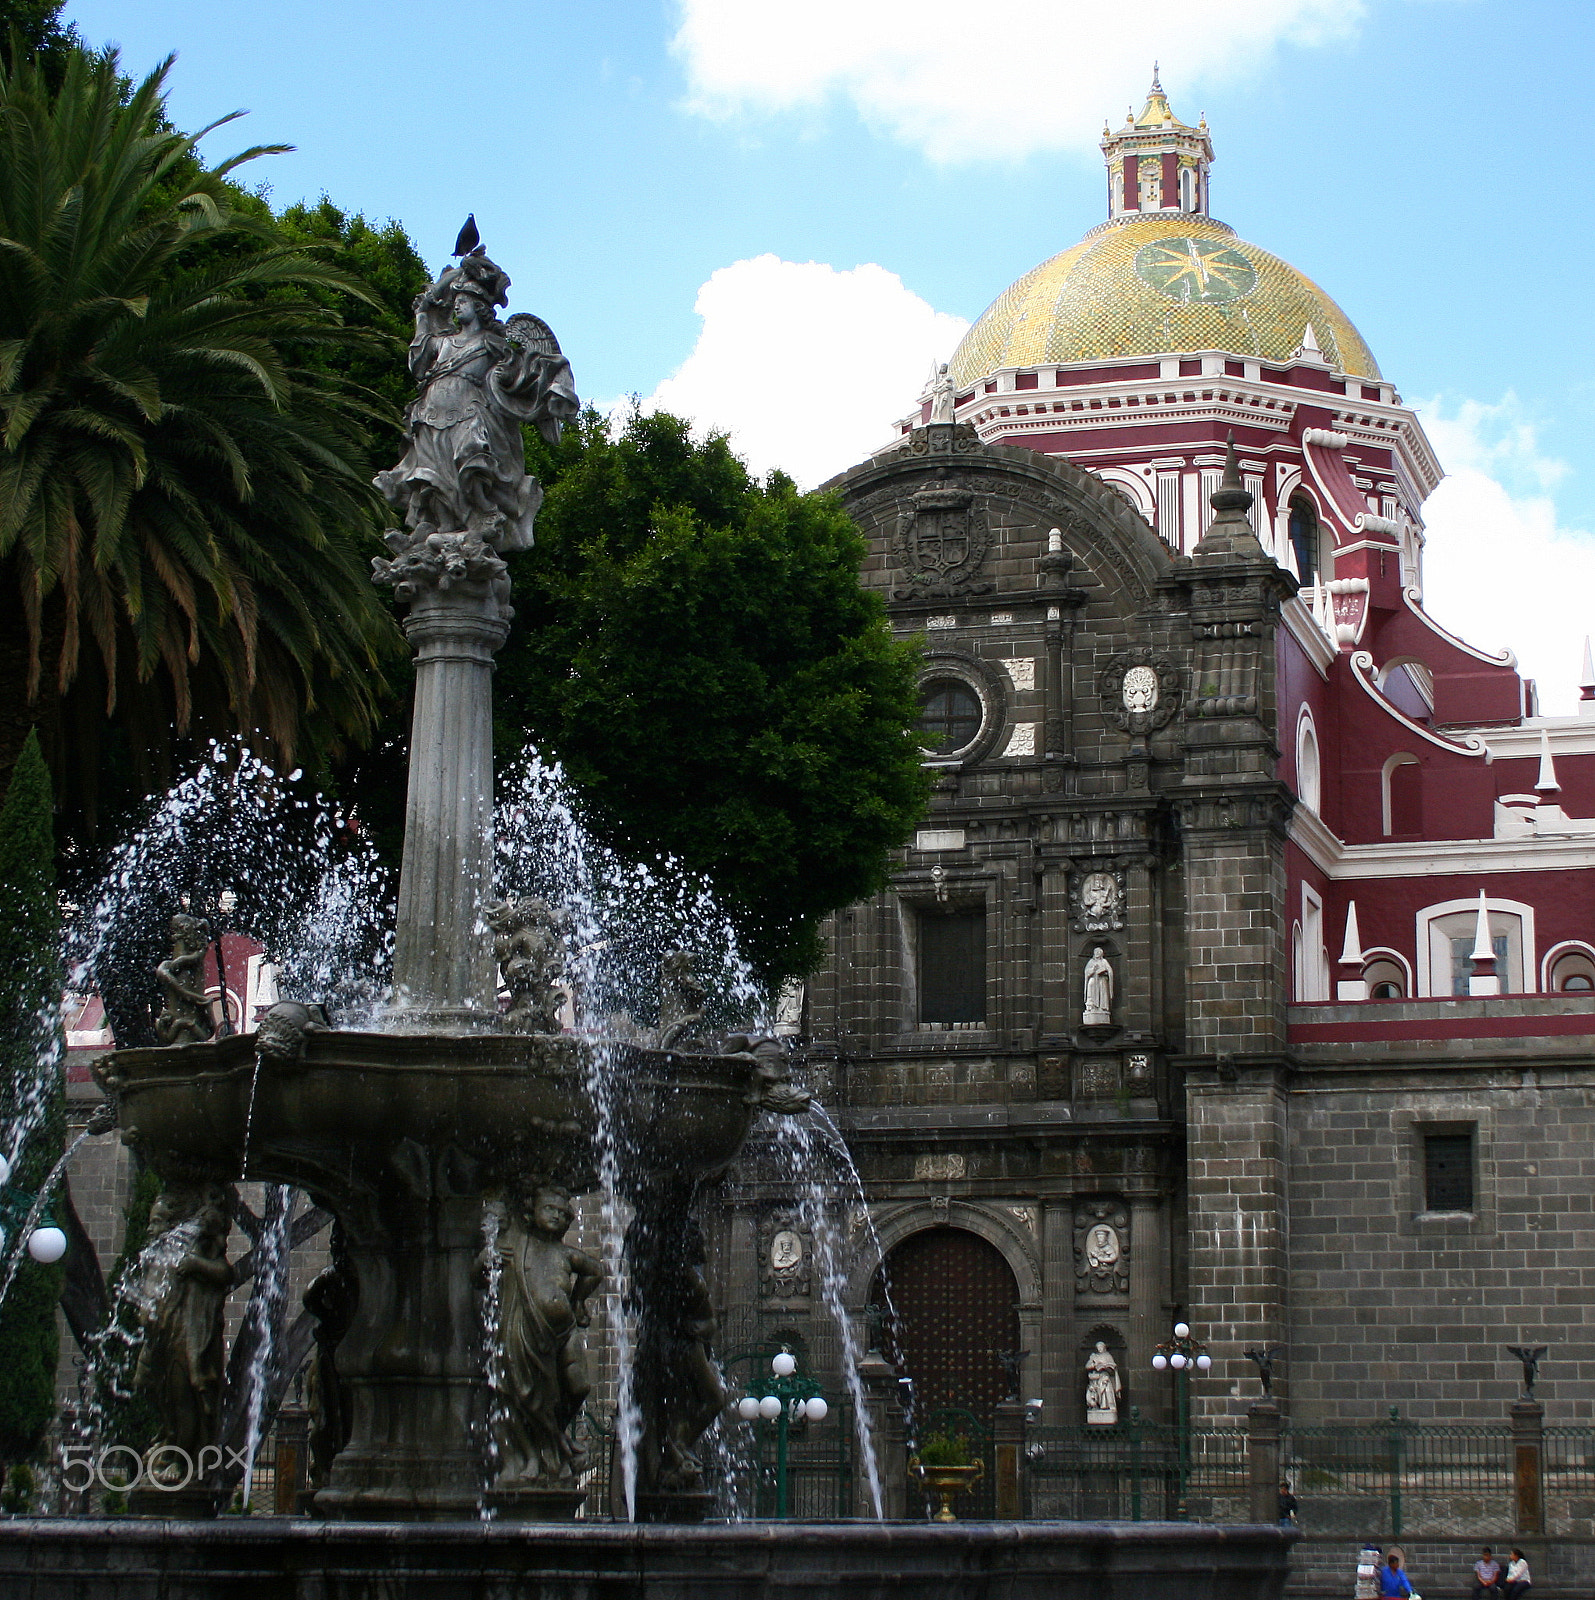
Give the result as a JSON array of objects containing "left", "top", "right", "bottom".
[{"left": 387, "top": 580, "right": 510, "bottom": 1022}]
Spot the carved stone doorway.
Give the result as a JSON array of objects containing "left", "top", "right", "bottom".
[{"left": 873, "top": 1226, "right": 1022, "bottom": 1426}]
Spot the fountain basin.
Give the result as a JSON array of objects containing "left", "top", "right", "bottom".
[
  {"left": 102, "top": 1032, "right": 762, "bottom": 1195},
  {"left": 0, "top": 1518, "right": 1296, "bottom": 1599},
  {"left": 98, "top": 1030, "right": 765, "bottom": 1519}
]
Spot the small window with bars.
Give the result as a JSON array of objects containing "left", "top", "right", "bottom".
[{"left": 1423, "top": 1131, "right": 1474, "bottom": 1212}]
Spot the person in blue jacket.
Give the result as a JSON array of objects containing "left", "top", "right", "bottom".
[{"left": 1379, "top": 1552, "right": 1414, "bottom": 1598}]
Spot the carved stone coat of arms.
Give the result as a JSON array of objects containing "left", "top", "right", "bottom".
[{"left": 891, "top": 488, "right": 992, "bottom": 600}]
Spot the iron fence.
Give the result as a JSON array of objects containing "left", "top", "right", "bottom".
[
  {"left": 1286, "top": 1412, "right": 1516, "bottom": 1540},
  {"left": 1544, "top": 1427, "right": 1595, "bottom": 1537},
  {"left": 1022, "top": 1417, "right": 1247, "bottom": 1522}
]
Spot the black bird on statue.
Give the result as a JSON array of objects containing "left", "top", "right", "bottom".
[{"left": 453, "top": 214, "right": 481, "bottom": 257}]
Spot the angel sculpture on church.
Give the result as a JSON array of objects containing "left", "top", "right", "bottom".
[{"left": 375, "top": 238, "right": 578, "bottom": 555}]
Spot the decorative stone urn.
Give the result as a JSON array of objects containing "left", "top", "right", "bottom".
[{"left": 909, "top": 1456, "right": 985, "bottom": 1522}]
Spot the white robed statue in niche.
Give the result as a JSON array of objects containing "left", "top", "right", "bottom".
[
  {"left": 1082, "top": 946, "right": 1114, "bottom": 1025},
  {"left": 1085, "top": 1341, "right": 1121, "bottom": 1426}
]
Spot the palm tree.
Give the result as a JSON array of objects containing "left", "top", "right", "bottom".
[{"left": 0, "top": 44, "right": 405, "bottom": 825}]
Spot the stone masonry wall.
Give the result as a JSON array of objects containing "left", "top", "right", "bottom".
[{"left": 1286, "top": 1059, "right": 1595, "bottom": 1424}]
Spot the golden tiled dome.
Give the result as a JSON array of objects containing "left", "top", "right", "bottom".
[{"left": 949, "top": 213, "right": 1380, "bottom": 386}]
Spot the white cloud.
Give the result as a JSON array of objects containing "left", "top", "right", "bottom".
[
  {"left": 644, "top": 254, "right": 968, "bottom": 489},
  {"left": 671, "top": 0, "right": 1362, "bottom": 163},
  {"left": 1415, "top": 394, "right": 1595, "bottom": 715}
]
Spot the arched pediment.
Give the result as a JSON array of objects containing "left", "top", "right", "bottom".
[{"left": 821, "top": 427, "right": 1174, "bottom": 616}]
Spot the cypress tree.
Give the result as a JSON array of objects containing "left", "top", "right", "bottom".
[{"left": 0, "top": 729, "right": 65, "bottom": 1464}]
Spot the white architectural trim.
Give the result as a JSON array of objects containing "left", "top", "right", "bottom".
[
  {"left": 1415, "top": 896, "right": 1536, "bottom": 997},
  {"left": 1295, "top": 706, "right": 1321, "bottom": 813},
  {"left": 1290, "top": 803, "right": 1595, "bottom": 879},
  {"left": 1360, "top": 945, "right": 1414, "bottom": 996},
  {"left": 1281, "top": 596, "right": 1336, "bottom": 679},
  {"left": 1399, "top": 587, "right": 1516, "bottom": 669},
  {"left": 1541, "top": 939, "right": 1595, "bottom": 991},
  {"left": 1381, "top": 751, "right": 1420, "bottom": 837},
  {"left": 1481, "top": 719, "right": 1595, "bottom": 760},
  {"left": 1348, "top": 651, "right": 1490, "bottom": 758},
  {"left": 1093, "top": 464, "right": 1156, "bottom": 517},
  {"left": 1299, "top": 884, "right": 1330, "bottom": 1001}
]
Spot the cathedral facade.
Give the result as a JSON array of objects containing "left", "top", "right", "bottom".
[{"left": 715, "top": 77, "right": 1595, "bottom": 1439}]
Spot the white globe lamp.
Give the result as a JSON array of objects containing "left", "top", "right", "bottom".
[
  {"left": 772, "top": 1351, "right": 797, "bottom": 1378},
  {"left": 737, "top": 1396, "right": 760, "bottom": 1420},
  {"left": 758, "top": 1396, "right": 782, "bottom": 1420},
  {"left": 27, "top": 1226, "right": 66, "bottom": 1264},
  {"left": 805, "top": 1396, "right": 828, "bottom": 1422}
]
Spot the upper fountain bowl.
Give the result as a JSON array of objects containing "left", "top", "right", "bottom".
[{"left": 96, "top": 1031, "right": 766, "bottom": 1198}]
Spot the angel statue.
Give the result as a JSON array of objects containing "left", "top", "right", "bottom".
[{"left": 375, "top": 232, "right": 579, "bottom": 556}]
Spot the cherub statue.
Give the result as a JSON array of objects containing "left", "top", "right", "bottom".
[
  {"left": 131, "top": 1179, "right": 233, "bottom": 1469},
  {"left": 657, "top": 950, "right": 707, "bottom": 1050},
  {"left": 304, "top": 1222, "right": 358, "bottom": 1489},
  {"left": 481, "top": 1180, "right": 604, "bottom": 1486},
  {"left": 374, "top": 246, "right": 577, "bottom": 554},
  {"left": 155, "top": 913, "right": 213, "bottom": 1046},
  {"left": 483, "top": 897, "right": 565, "bottom": 1032},
  {"left": 635, "top": 1216, "right": 727, "bottom": 1496}
]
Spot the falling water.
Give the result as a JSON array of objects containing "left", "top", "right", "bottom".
[
  {"left": 67, "top": 742, "right": 395, "bottom": 1041},
  {"left": 0, "top": 1126, "right": 90, "bottom": 1310},
  {"left": 477, "top": 1202, "right": 506, "bottom": 1517},
  {"left": 491, "top": 753, "right": 887, "bottom": 1521},
  {"left": 769, "top": 1106, "right": 890, "bottom": 1519},
  {"left": 236, "top": 1185, "right": 293, "bottom": 1508},
  {"left": 493, "top": 754, "right": 768, "bottom": 1518}
]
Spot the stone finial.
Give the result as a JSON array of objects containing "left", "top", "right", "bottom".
[
  {"left": 1468, "top": 890, "right": 1500, "bottom": 996},
  {"left": 1535, "top": 727, "right": 1560, "bottom": 797},
  {"left": 1192, "top": 433, "right": 1267, "bottom": 560}
]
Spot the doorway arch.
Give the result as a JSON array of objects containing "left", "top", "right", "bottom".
[{"left": 870, "top": 1226, "right": 1022, "bottom": 1426}]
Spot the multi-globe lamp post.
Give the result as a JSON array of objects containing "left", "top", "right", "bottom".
[
  {"left": 1151, "top": 1320, "right": 1211, "bottom": 1520},
  {"left": 735, "top": 1348, "right": 829, "bottom": 1519}
]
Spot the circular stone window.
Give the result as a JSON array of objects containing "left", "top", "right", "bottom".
[{"left": 918, "top": 677, "right": 983, "bottom": 756}]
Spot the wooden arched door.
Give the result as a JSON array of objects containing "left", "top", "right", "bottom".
[{"left": 875, "top": 1226, "right": 1021, "bottom": 1425}]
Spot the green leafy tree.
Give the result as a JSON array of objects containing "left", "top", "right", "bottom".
[
  {"left": 0, "top": 730, "right": 64, "bottom": 1467},
  {"left": 0, "top": 45, "right": 407, "bottom": 833},
  {"left": 0, "top": 0, "right": 78, "bottom": 81},
  {"left": 275, "top": 198, "right": 432, "bottom": 422},
  {"left": 497, "top": 408, "right": 930, "bottom": 981}
]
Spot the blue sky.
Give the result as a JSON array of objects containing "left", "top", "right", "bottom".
[{"left": 66, "top": 0, "right": 1595, "bottom": 706}]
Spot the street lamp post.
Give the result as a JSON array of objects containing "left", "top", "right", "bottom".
[
  {"left": 1151, "top": 1319, "right": 1211, "bottom": 1520},
  {"left": 736, "top": 1348, "right": 829, "bottom": 1519}
]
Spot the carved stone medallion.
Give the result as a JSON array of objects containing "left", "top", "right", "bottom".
[
  {"left": 891, "top": 488, "right": 992, "bottom": 600},
  {"left": 758, "top": 1210, "right": 811, "bottom": 1300},
  {"left": 1071, "top": 866, "right": 1126, "bottom": 932},
  {"left": 1098, "top": 649, "right": 1182, "bottom": 735},
  {"left": 1074, "top": 1199, "right": 1131, "bottom": 1295}
]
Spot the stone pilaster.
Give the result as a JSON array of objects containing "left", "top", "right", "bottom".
[
  {"left": 1041, "top": 1199, "right": 1075, "bottom": 1423},
  {"left": 1126, "top": 1192, "right": 1162, "bottom": 1400},
  {"left": 1183, "top": 1059, "right": 1290, "bottom": 1418}
]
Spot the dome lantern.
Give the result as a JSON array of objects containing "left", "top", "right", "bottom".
[{"left": 1102, "top": 68, "right": 1213, "bottom": 220}]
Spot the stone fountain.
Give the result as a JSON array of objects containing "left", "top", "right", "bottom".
[
  {"left": 90, "top": 241, "right": 806, "bottom": 1522},
  {"left": 0, "top": 237, "right": 1295, "bottom": 1600}
]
